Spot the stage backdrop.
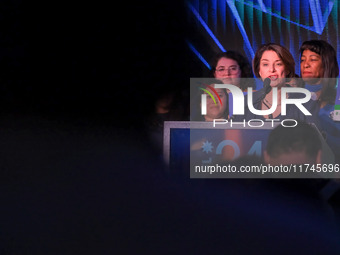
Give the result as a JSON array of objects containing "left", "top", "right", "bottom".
[{"left": 186, "top": 0, "right": 340, "bottom": 81}]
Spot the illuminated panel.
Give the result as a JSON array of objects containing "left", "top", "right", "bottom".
[
  {"left": 238, "top": 0, "right": 334, "bottom": 34},
  {"left": 226, "top": 0, "right": 255, "bottom": 59}
]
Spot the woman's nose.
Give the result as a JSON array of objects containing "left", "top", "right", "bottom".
[
  {"left": 303, "top": 60, "right": 310, "bottom": 68},
  {"left": 225, "top": 68, "right": 232, "bottom": 76}
]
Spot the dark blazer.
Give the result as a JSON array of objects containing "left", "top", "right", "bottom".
[{"left": 234, "top": 87, "right": 321, "bottom": 129}]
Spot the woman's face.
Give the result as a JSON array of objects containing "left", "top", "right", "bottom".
[
  {"left": 214, "top": 57, "right": 241, "bottom": 87},
  {"left": 258, "top": 50, "right": 286, "bottom": 87},
  {"left": 300, "top": 49, "right": 324, "bottom": 84},
  {"left": 204, "top": 88, "right": 228, "bottom": 121}
]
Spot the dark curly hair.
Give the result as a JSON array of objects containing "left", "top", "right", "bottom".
[{"left": 210, "top": 51, "right": 255, "bottom": 91}]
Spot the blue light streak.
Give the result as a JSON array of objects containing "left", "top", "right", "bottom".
[
  {"left": 257, "top": 0, "right": 267, "bottom": 13},
  {"left": 226, "top": 0, "right": 255, "bottom": 59},
  {"left": 187, "top": 2, "right": 226, "bottom": 52},
  {"left": 237, "top": 0, "right": 334, "bottom": 35},
  {"left": 186, "top": 41, "right": 212, "bottom": 70}
]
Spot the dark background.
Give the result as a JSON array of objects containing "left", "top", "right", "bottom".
[
  {"left": 0, "top": 1, "right": 203, "bottom": 254},
  {"left": 0, "top": 1, "right": 195, "bottom": 129}
]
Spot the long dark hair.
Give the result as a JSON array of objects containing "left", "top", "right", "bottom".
[{"left": 299, "top": 40, "right": 339, "bottom": 104}]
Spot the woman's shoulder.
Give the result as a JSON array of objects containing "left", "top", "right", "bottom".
[{"left": 287, "top": 89, "right": 310, "bottom": 98}]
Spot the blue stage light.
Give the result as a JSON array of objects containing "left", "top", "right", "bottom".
[
  {"left": 187, "top": 2, "right": 226, "bottom": 52},
  {"left": 186, "top": 41, "right": 212, "bottom": 70}
]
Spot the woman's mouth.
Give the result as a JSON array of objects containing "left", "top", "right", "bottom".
[{"left": 268, "top": 75, "right": 278, "bottom": 81}]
